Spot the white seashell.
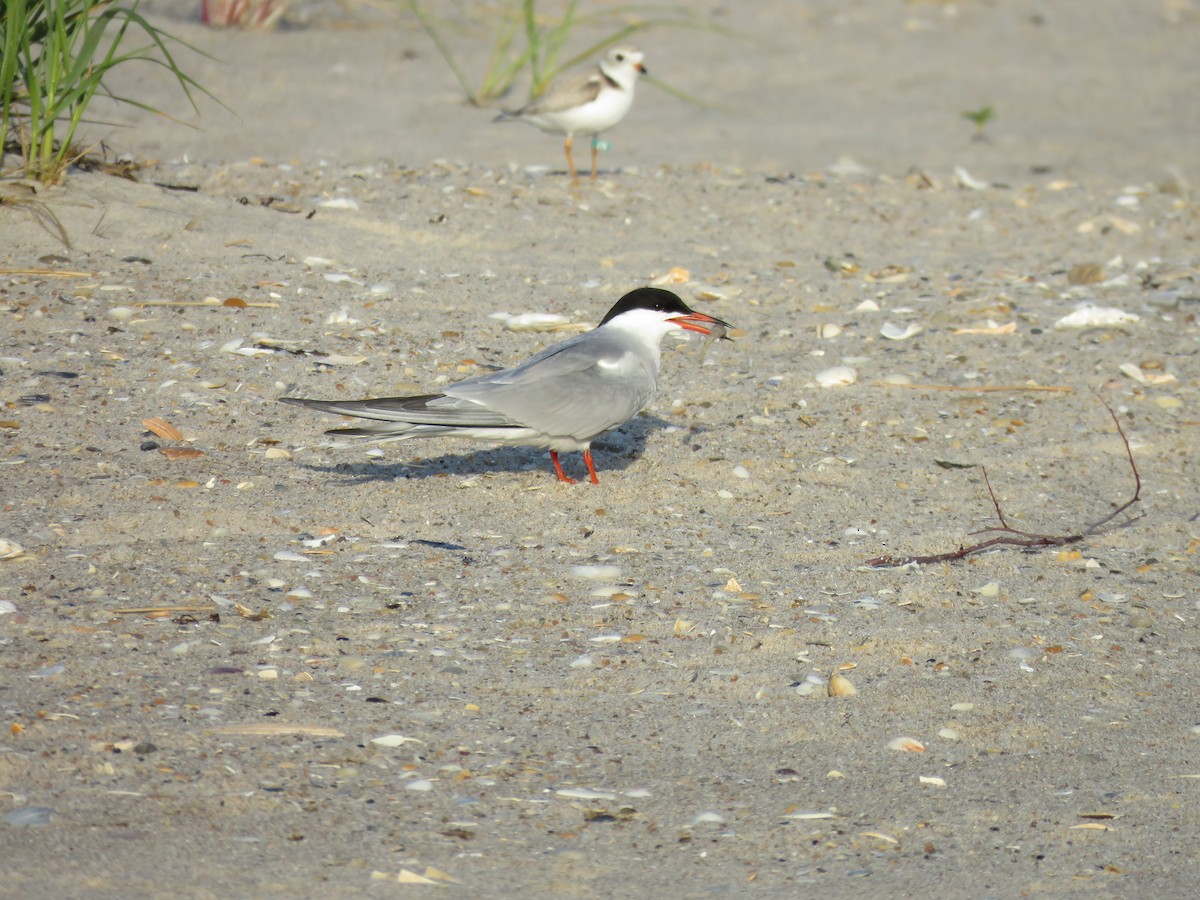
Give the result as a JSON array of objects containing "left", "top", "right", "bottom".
[
  {"left": 879, "top": 373, "right": 913, "bottom": 386},
  {"left": 107, "top": 306, "right": 136, "bottom": 322},
  {"left": 273, "top": 550, "right": 309, "bottom": 562},
  {"left": 887, "top": 737, "right": 926, "bottom": 752},
  {"left": 827, "top": 672, "right": 857, "bottom": 698},
  {"left": 589, "top": 584, "right": 626, "bottom": 598},
  {"left": 221, "top": 338, "right": 274, "bottom": 357},
  {"left": 370, "top": 734, "right": 424, "bottom": 747},
  {"left": 855, "top": 299, "right": 881, "bottom": 312},
  {"left": 556, "top": 787, "right": 617, "bottom": 801},
  {"left": 323, "top": 273, "right": 363, "bottom": 285},
  {"left": 731, "top": 465, "right": 750, "bottom": 479},
  {"left": 1119, "top": 362, "right": 1175, "bottom": 385},
  {"left": 0, "top": 600, "right": 18, "bottom": 615},
  {"left": 880, "top": 322, "right": 922, "bottom": 341},
  {"left": 971, "top": 581, "right": 1000, "bottom": 597},
  {"left": 0, "top": 539, "right": 27, "bottom": 559},
  {"left": 815, "top": 366, "right": 857, "bottom": 388},
  {"left": 570, "top": 564, "right": 622, "bottom": 580},
  {"left": 404, "top": 779, "right": 434, "bottom": 792},
  {"left": 1054, "top": 306, "right": 1140, "bottom": 329},
  {"left": 816, "top": 323, "right": 842, "bottom": 339},
  {"left": 954, "top": 166, "right": 991, "bottom": 190},
  {"left": 318, "top": 197, "right": 359, "bottom": 210},
  {"left": 503, "top": 313, "right": 572, "bottom": 332},
  {"left": 919, "top": 776, "right": 947, "bottom": 787}
]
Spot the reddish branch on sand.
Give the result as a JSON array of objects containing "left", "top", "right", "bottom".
[{"left": 865, "top": 396, "right": 1142, "bottom": 568}]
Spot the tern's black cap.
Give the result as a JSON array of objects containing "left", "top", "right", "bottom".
[{"left": 598, "top": 287, "right": 696, "bottom": 326}]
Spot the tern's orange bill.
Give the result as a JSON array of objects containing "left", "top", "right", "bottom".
[{"left": 671, "top": 312, "right": 734, "bottom": 337}]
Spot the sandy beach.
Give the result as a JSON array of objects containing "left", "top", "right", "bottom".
[{"left": 2, "top": 1, "right": 1198, "bottom": 895}]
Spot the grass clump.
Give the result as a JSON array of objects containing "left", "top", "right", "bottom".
[
  {"left": 1, "top": 0, "right": 211, "bottom": 184},
  {"left": 407, "top": 0, "right": 725, "bottom": 106}
]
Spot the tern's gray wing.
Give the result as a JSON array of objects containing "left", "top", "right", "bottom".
[
  {"left": 445, "top": 330, "right": 657, "bottom": 441},
  {"left": 278, "top": 394, "right": 518, "bottom": 427}
]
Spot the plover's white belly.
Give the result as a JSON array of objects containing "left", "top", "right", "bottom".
[{"left": 533, "top": 89, "right": 634, "bottom": 137}]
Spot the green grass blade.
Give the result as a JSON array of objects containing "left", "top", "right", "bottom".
[{"left": 407, "top": 0, "right": 477, "bottom": 105}]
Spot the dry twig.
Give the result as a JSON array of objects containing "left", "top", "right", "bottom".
[{"left": 865, "top": 396, "right": 1142, "bottom": 568}]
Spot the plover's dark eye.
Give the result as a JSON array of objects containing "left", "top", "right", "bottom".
[{"left": 615, "top": 53, "right": 625, "bottom": 61}]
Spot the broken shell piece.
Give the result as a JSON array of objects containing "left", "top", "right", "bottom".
[
  {"left": 880, "top": 322, "right": 922, "bottom": 341},
  {"left": 815, "top": 366, "right": 857, "bottom": 388},
  {"left": 651, "top": 267, "right": 690, "bottom": 286},
  {"left": 1119, "top": 362, "right": 1176, "bottom": 385},
  {"left": 887, "top": 737, "right": 926, "bottom": 752},
  {"left": 570, "top": 564, "right": 622, "bottom": 581},
  {"left": 827, "top": 672, "right": 857, "bottom": 698},
  {"left": 1053, "top": 306, "right": 1140, "bottom": 329},
  {"left": 370, "top": 734, "right": 424, "bottom": 748},
  {"left": 142, "top": 417, "right": 183, "bottom": 441},
  {"left": 0, "top": 539, "right": 27, "bottom": 560},
  {"left": 953, "top": 321, "right": 1016, "bottom": 335},
  {"left": 1067, "top": 262, "right": 1106, "bottom": 285},
  {"left": 954, "top": 166, "right": 990, "bottom": 190},
  {"left": 502, "top": 313, "right": 573, "bottom": 333}
]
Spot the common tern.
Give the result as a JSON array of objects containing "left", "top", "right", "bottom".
[
  {"left": 494, "top": 46, "right": 646, "bottom": 182},
  {"left": 280, "top": 287, "right": 732, "bottom": 484}
]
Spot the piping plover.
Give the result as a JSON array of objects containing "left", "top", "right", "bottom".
[{"left": 494, "top": 46, "right": 646, "bottom": 182}]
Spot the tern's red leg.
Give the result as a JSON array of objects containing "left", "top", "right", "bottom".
[
  {"left": 563, "top": 135, "right": 578, "bottom": 183},
  {"left": 582, "top": 450, "right": 600, "bottom": 485},
  {"left": 550, "top": 450, "right": 577, "bottom": 484}
]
